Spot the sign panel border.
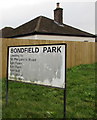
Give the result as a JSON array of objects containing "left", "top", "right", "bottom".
[
  {"left": 6, "top": 43, "right": 67, "bottom": 118},
  {"left": 7, "top": 43, "right": 67, "bottom": 89}
]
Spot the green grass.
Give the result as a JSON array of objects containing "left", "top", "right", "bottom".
[
  {"left": 2, "top": 63, "right": 96, "bottom": 119},
  {"left": 66, "top": 63, "right": 96, "bottom": 119},
  {"left": 2, "top": 81, "right": 64, "bottom": 118}
]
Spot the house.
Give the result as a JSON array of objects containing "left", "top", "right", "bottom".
[{"left": 0, "top": 3, "right": 95, "bottom": 42}]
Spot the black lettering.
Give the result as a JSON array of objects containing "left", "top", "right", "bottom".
[
  {"left": 47, "top": 47, "right": 51, "bottom": 53},
  {"left": 43, "top": 47, "right": 47, "bottom": 53},
  {"left": 52, "top": 47, "right": 56, "bottom": 53},
  {"left": 11, "top": 48, "right": 14, "bottom": 53},
  {"left": 57, "top": 46, "right": 61, "bottom": 53},
  {"left": 35, "top": 47, "right": 39, "bottom": 53},
  {"left": 24, "top": 48, "right": 28, "bottom": 53},
  {"left": 21, "top": 48, "right": 25, "bottom": 53},
  {"left": 28, "top": 48, "right": 31, "bottom": 53},
  {"left": 10, "top": 47, "right": 40, "bottom": 53}
]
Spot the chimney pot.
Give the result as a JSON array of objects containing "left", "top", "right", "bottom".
[{"left": 57, "top": 3, "right": 60, "bottom": 8}]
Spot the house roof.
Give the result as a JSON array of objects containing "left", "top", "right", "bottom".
[{"left": 0, "top": 16, "right": 95, "bottom": 38}]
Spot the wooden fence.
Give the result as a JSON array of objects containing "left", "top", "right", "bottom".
[{"left": 0, "top": 38, "right": 96, "bottom": 78}]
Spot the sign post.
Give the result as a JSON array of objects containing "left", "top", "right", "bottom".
[{"left": 7, "top": 43, "right": 67, "bottom": 117}]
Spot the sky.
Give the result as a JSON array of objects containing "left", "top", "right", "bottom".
[{"left": 0, "top": 0, "right": 96, "bottom": 34}]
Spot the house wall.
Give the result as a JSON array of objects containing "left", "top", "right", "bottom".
[
  {"left": 1, "top": 38, "right": 96, "bottom": 78},
  {"left": 16, "top": 35, "right": 95, "bottom": 42}
]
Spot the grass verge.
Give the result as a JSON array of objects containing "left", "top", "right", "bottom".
[{"left": 2, "top": 63, "right": 96, "bottom": 119}]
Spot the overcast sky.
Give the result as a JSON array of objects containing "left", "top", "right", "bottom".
[{"left": 0, "top": 0, "right": 96, "bottom": 34}]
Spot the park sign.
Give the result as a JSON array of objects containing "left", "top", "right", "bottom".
[{"left": 7, "top": 44, "right": 66, "bottom": 88}]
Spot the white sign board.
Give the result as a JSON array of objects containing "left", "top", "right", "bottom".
[{"left": 8, "top": 44, "right": 66, "bottom": 88}]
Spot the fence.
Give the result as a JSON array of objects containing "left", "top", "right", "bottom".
[{"left": 0, "top": 38, "right": 96, "bottom": 78}]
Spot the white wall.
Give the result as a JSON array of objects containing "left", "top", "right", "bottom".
[{"left": 16, "top": 34, "right": 95, "bottom": 42}]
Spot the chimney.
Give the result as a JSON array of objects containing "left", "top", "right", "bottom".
[{"left": 54, "top": 3, "right": 63, "bottom": 24}]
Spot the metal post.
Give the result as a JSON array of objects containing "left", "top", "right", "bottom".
[{"left": 64, "top": 88, "right": 66, "bottom": 118}]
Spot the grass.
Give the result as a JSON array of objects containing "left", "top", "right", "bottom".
[
  {"left": 2, "top": 63, "right": 96, "bottom": 119},
  {"left": 2, "top": 81, "right": 64, "bottom": 118},
  {"left": 66, "top": 63, "right": 96, "bottom": 119}
]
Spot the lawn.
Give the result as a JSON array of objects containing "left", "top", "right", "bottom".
[
  {"left": 66, "top": 63, "right": 96, "bottom": 118},
  {"left": 2, "top": 63, "right": 96, "bottom": 119}
]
